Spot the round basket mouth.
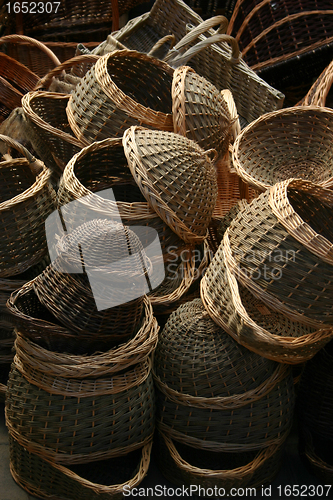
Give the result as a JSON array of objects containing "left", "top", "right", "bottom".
[
  {"left": 0, "top": 159, "right": 37, "bottom": 204},
  {"left": 232, "top": 106, "right": 333, "bottom": 191}
]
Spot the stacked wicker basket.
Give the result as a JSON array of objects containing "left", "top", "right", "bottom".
[{"left": 0, "top": 0, "right": 333, "bottom": 496}]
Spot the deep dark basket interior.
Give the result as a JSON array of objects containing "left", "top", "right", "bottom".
[{"left": 0, "top": 163, "right": 36, "bottom": 204}]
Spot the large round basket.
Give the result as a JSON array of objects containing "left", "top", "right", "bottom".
[{"left": 232, "top": 106, "right": 333, "bottom": 192}]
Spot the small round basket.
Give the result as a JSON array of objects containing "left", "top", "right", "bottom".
[
  {"left": 9, "top": 435, "right": 152, "bottom": 500},
  {"left": 0, "top": 134, "right": 56, "bottom": 277},
  {"left": 200, "top": 234, "right": 333, "bottom": 364},
  {"left": 172, "top": 65, "right": 232, "bottom": 157},
  {"left": 232, "top": 106, "right": 333, "bottom": 192},
  {"left": 123, "top": 126, "right": 218, "bottom": 244},
  {"left": 224, "top": 178, "right": 333, "bottom": 328},
  {"left": 66, "top": 49, "right": 175, "bottom": 145},
  {"left": 154, "top": 298, "right": 295, "bottom": 452},
  {"left": 156, "top": 431, "right": 286, "bottom": 495},
  {"left": 6, "top": 346, "right": 155, "bottom": 464},
  {"left": 22, "top": 91, "right": 86, "bottom": 173}
]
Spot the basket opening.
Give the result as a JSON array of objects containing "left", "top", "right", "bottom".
[
  {"left": 30, "top": 94, "right": 77, "bottom": 137},
  {"left": 288, "top": 189, "right": 333, "bottom": 243},
  {"left": 106, "top": 54, "right": 173, "bottom": 115},
  {"left": 0, "top": 162, "right": 36, "bottom": 203}
]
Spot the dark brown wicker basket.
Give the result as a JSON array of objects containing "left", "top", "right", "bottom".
[
  {"left": 123, "top": 126, "right": 218, "bottom": 244},
  {"left": 9, "top": 434, "right": 152, "bottom": 500},
  {"left": 223, "top": 179, "right": 333, "bottom": 328},
  {"left": 0, "top": 134, "right": 56, "bottom": 277},
  {"left": 6, "top": 350, "right": 155, "bottom": 464},
  {"left": 154, "top": 298, "right": 295, "bottom": 452}
]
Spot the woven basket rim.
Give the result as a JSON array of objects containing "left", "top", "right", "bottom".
[
  {"left": 232, "top": 105, "right": 333, "bottom": 192},
  {"left": 22, "top": 91, "right": 86, "bottom": 149}
]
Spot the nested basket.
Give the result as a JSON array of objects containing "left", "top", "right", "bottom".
[
  {"left": 232, "top": 106, "right": 333, "bottom": 192},
  {"left": 7, "top": 288, "right": 158, "bottom": 373},
  {"left": 92, "top": 0, "right": 285, "bottom": 126},
  {"left": 31, "top": 219, "right": 150, "bottom": 342},
  {"left": 156, "top": 431, "right": 286, "bottom": 494},
  {"left": 0, "top": 134, "right": 56, "bottom": 277},
  {"left": 200, "top": 233, "right": 333, "bottom": 364},
  {"left": 22, "top": 91, "right": 86, "bottom": 174},
  {"left": 123, "top": 126, "right": 218, "bottom": 244},
  {"left": 222, "top": 179, "right": 333, "bottom": 328},
  {"left": 6, "top": 350, "right": 155, "bottom": 464},
  {"left": 153, "top": 298, "right": 295, "bottom": 452},
  {"left": 9, "top": 434, "right": 152, "bottom": 500},
  {"left": 66, "top": 49, "right": 175, "bottom": 145}
]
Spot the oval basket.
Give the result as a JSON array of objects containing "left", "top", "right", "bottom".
[
  {"left": 156, "top": 431, "right": 286, "bottom": 494},
  {"left": 232, "top": 106, "right": 333, "bottom": 192},
  {"left": 0, "top": 134, "right": 56, "bottom": 277},
  {"left": 66, "top": 50, "right": 175, "bottom": 145},
  {"left": 123, "top": 126, "right": 218, "bottom": 244},
  {"left": 7, "top": 291, "right": 158, "bottom": 375},
  {"left": 9, "top": 435, "right": 152, "bottom": 500},
  {"left": 154, "top": 298, "right": 295, "bottom": 452},
  {"left": 200, "top": 233, "right": 333, "bottom": 364},
  {"left": 224, "top": 179, "right": 333, "bottom": 328},
  {"left": 6, "top": 354, "right": 155, "bottom": 464}
]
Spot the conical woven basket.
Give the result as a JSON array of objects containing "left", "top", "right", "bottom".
[
  {"left": 0, "top": 135, "right": 56, "bottom": 277},
  {"left": 154, "top": 298, "right": 295, "bottom": 452},
  {"left": 232, "top": 106, "right": 333, "bottom": 192},
  {"left": 200, "top": 235, "right": 333, "bottom": 364},
  {"left": 223, "top": 179, "right": 333, "bottom": 328},
  {"left": 9, "top": 435, "right": 152, "bottom": 500},
  {"left": 22, "top": 91, "right": 86, "bottom": 173},
  {"left": 156, "top": 431, "right": 286, "bottom": 494},
  {"left": 6, "top": 344, "right": 155, "bottom": 464},
  {"left": 172, "top": 65, "right": 232, "bottom": 158},
  {"left": 66, "top": 50, "right": 175, "bottom": 145},
  {"left": 123, "top": 126, "right": 218, "bottom": 244}
]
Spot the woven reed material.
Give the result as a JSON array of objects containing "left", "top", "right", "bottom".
[
  {"left": 299, "top": 58, "right": 333, "bottom": 107},
  {"left": 154, "top": 298, "right": 294, "bottom": 452},
  {"left": 200, "top": 235, "right": 333, "bottom": 364},
  {"left": 172, "top": 65, "right": 232, "bottom": 157},
  {"left": 0, "top": 138, "right": 56, "bottom": 277},
  {"left": 94, "top": 0, "right": 285, "bottom": 126},
  {"left": 232, "top": 106, "right": 333, "bottom": 192},
  {"left": 9, "top": 435, "right": 152, "bottom": 500},
  {"left": 123, "top": 126, "right": 218, "bottom": 244},
  {"left": 156, "top": 431, "right": 286, "bottom": 493},
  {"left": 66, "top": 50, "right": 174, "bottom": 145},
  {"left": 223, "top": 180, "right": 333, "bottom": 328},
  {"left": 22, "top": 91, "right": 85, "bottom": 173},
  {"left": 9, "top": 297, "right": 158, "bottom": 376},
  {"left": 6, "top": 355, "right": 155, "bottom": 464},
  {"left": 298, "top": 430, "right": 333, "bottom": 484},
  {"left": 297, "top": 340, "right": 333, "bottom": 443}
]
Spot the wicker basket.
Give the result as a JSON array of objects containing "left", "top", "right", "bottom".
[
  {"left": 156, "top": 431, "right": 286, "bottom": 494},
  {"left": 298, "top": 430, "right": 333, "bottom": 484},
  {"left": 6, "top": 344, "right": 155, "bottom": 464},
  {"left": 0, "top": 34, "right": 61, "bottom": 77},
  {"left": 9, "top": 435, "right": 152, "bottom": 500},
  {"left": 123, "top": 126, "right": 218, "bottom": 244},
  {"left": 92, "top": 0, "right": 285, "bottom": 126},
  {"left": 222, "top": 179, "right": 333, "bottom": 328},
  {"left": 22, "top": 91, "right": 86, "bottom": 174},
  {"left": 298, "top": 58, "right": 333, "bottom": 108},
  {"left": 154, "top": 298, "right": 295, "bottom": 452},
  {"left": 172, "top": 65, "right": 232, "bottom": 158},
  {"left": 200, "top": 233, "right": 333, "bottom": 364},
  {"left": 66, "top": 50, "right": 175, "bottom": 145},
  {"left": 7, "top": 289, "right": 158, "bottom": 372},
  {"left": 0, "top": 134, "right": 56, "bottom": 277},
  {"left": 232, "top": 106, "right": 333, "bottom": 192},
  {"left": 226, "top": 0, "right": 333, "bottom": 106}
]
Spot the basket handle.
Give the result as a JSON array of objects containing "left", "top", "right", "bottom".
[
  {"left": 34, "top": 54, "right": 100, "bottom": 90},
  {"left": 0, "top": 133, "right": 44, "bottom": 175},
  {"left": 300, "top": 59, "right": 333, "bottom": 107},
  {"left": 205, "top": 148, "right": 218, "bottom": 163},
  {"left": 148, "top": 34, "right": 176, "bottom": 58},
  {"left": 165, "top": 34, "right": 240, "bottom": 68},
  {"left": 0, "top": 34, "right": 61, "bottom": 68}
]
